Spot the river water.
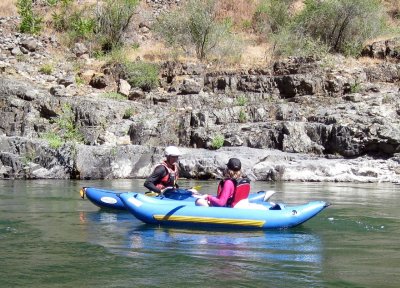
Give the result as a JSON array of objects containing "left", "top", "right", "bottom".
[{"left": 0, "top": 179, "right": 399, "bottom": 288}]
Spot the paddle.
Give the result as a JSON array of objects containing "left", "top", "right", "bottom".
[
  {"left": 250, "top": 190, "right": 276, "bottom": 202},
  {"left": 145, "top": 185, "right": 203, "bottom": 197},
  {"left": 79, "top": 188, "right": 85, "bottom": 199}
]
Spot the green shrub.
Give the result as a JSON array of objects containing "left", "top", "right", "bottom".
[
  {"left": 45, "top": 0, "right": 60, "bottom": 6},
  {"left": 238, "top": 108, "right": 247, "bottom": 123},
  {"left": 95, "top": 0, "right": 139, "bottom": 51},
  {"left": 56, "top": 104, "right": 84, "bottom": 143},
  {"left": 39, "top": 63, "right": 53, "bottom": 75},
  {"left": 52, "top": 0, "right": 94, "bottom": 43},
  {"left": 154, "top": 0, "right": 234, "bottom": 61},
  {"left": 40, "top": 104, "right": 84, "bottom": 149},
  {"left": 211, "top": 134, "right": 225, "bottom": 149},
  {"left": 123, "top": 61, "right": 159, "bottom": 91},
  {"left": 123, "top": 107, "right": 135, "bottom": 119},
  {"left": 241, "top": 19, "right": 252, "bottom": 31},
  {"left": 271, "top": 27, "right": 330, "bottom": 58},
  {"left": 52, "top": 0, "right": 137, "bottom": 53},
  {"left": 350, "top": 81, "right": 361, "bottom": 93},
  {"left": 75, "top": 75, "right": 84, "bottom": 85},
  {"left": 52, "top": 0, "right": 73, "bottom": 31},
  {"left": 236, "top": 95, "right": 248, "bottom": 106},
  {"left": 100, "top": 92, "right": 127, "bottom": 101},
  {"left": 41, "top": 103, "right": 84, "bottom": 147},
  {"left": 17, "top": 0, "right": 43, "bottom": 34},
  {"left": 100, "top": 46, "right": 129, "bottom": 64},
  {"left": 70, "top": 13, "right": 95, "bottom": 40},
  {"left": 252, "top": 0, "right": 293, "bottom": 35},
  {"left": 41, "top": 132, "right": 63, "bottom": 149},
  {"left": 293, "top": 0, "right": 388, "bottom": 56}
]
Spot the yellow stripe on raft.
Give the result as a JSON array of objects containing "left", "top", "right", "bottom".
[{"left": 153, "top": 215, "right": 265, "bottom": 227}]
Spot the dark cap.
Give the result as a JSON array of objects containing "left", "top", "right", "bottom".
[{"left": 227, "top": 158, "right": 241, "bottom": 171}]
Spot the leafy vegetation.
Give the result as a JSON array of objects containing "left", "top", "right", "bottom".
[
  {"left": 100, "top": 92, "right": 127, "bottom": 101},
  {"left": 252, "top": 0, "right": 292, "bottom": 35},
  {"left": 271, "top": 27, "right": 330, "bottom": 58},
  {"left": 122, "top": 61, "right": 159, "bottom": 91},
  {"left": 39, "top": 64, "right": 53, "bottom": 75},
  {"left": 95, "top": 0, "right": 139, "bottom": 51},
  {"left": 211, "top": 134, "right": 225, "bottom": 149},
  {"left": 350, "top": 81, "right": 361, "bottom": 93},
  {"left": 41, "top": 104, "right": 84, "bottom": 148},
  {"left": 293, "top": 0, "right": 387, "bottom": 56},
  {"left": 15, "top": 0, "right": 397, "bottom": 64},
  {"left": 56, "top": 104, "right": 84, "bottom": 143},
  {"left": 123, "top": 107, "right": 135, "bottom": 119},
  {"left": 236, "top": 95, "right": 248, "bottom": 106},
  {"left": 51, "top": 0, "right": 138, "bottom": 54},
  {"left": 238, "top": 108, "right": 248, "bottom": 123},
  {"left": 42, "top": 132, "right": 64, "bottom": 149},
  {"left": 17, "top": 0, "right": 42, "bottom": 34},
  {"left": 253, "top": 0, "right": 389, "bottom": 58},
  {"left": 155, "top": 0, "right": 237, "bottom": 61}
]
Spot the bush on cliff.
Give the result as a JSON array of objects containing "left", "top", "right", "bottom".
[
  {"left": 41, "top": 104, "right": 84, "bottom": 149},
  {"left": 252, "top": 0, "right": 293, "bottom": 35},
  {"left": 51, "top": 0, "right": 138, "bottom": 53},
  {"left": 260, "top": 0, "right": 388, "bottom": 58},
  {"left": 123, "top": 61, "right": 159, "bottom": 92},
  {"left": 293, "top": 0, "right": 388, "bottom": 56},
  {"left": 95, "top": 0, "right": 139, "bottom": 52},
  {"left": 154, "top": 0, "right": 237, "bottom": 61},
  {"left": 17, "top": 0, "right": 42, "bottom": 34}
]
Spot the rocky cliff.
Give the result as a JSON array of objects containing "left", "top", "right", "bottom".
[{"left": 1, "top": 14, "right": 400, "bottom": 182}]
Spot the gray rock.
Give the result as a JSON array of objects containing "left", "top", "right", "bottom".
[
  {"left": 118, "top": 79, "right": 131, "bottom": 96},
  {"left": 72, "top": 42, "right": 88, "bottom": 57},
  {"left": 89, "top": 74, "right": 108, "bottom": 89},
  {"left": 57, "top": 75, "right": 75, "bottom": 87},
  {"left": 49, "top": 85, "right": 66, "bottom": 97},
  {"left": 179, "top": 78, "right": 202, "bottom": 94}
]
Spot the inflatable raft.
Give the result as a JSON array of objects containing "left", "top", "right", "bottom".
[
  {"left": 118, "top": 192, "right": 330, "bottom": 229},
  {"left": 80, "top": 187, "right": 272, "bottom": 211},
  {"left": 80, "top": 187, "right": 199, "bottom": 210}
]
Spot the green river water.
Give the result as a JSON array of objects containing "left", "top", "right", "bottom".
[{"left": 0, "top": 179, "right": 399, "bottom": 288}]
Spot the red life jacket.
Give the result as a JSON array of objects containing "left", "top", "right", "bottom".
[
  {"left": 155, "top": 161, "right": 179, "bottom": 190},
  {"left": 217, "top": 178, "right": 251, "bottom": 207}
]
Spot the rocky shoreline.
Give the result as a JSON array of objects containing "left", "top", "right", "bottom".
[{"left": 1, "top": 15, "right": 400, "bottom": 182}]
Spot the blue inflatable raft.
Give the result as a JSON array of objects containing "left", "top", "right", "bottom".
[
  {"left": 80, "top": 187, "right": 201, "bottom": 210},
  {"left": 80, "top": 187, "right": 271, "bottom": 211},
  {"left": 118, "top": 192, "right": 330, "bottom": 229}
]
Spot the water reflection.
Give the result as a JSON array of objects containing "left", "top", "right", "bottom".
[
  {"left": 81, "top": 208, "right": 324, "bottom": 275},
  {"left": 126, "top": 227, "right": 323, "bottom": 264}
]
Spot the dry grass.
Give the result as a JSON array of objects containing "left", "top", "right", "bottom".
[
  {"left": 5, "top": 0, "right": 398, "bottom": 70},
  {"left": 289, "top": 0, "right": 305, "bottom": 16},
  {"left": 239, "top": 35, "right": 270, "bottom": 66},
  {"left": 0, "top": 0, "right": 17, "bottom": 17},
  {"left": 121, "top": 40, "right": 198, "bottom": 64},
  {"left": 215, "top": 0, "right": 260, "bottom": 31},
  {"left": 357, "top": 56, "right": 386, "bottom": 66},
  {"left": 384, "top": 0, "right": 400, "bottom": 17}
]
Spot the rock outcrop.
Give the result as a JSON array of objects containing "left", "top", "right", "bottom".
[{"left": 1, "top": 15, "right": 400, "bottom": 182}]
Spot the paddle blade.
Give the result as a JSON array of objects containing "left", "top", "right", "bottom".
[
  {"left": 145, "top": 191, "right": 160, "bottom": 197},
  {"left": 263, "top": 190, "right": 276, "bottom": 202},
  {"left": 79, "top": 188, "right": 85, "bottom": 199}
]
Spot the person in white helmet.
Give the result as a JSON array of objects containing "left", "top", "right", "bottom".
[{"left": 144, "top": 146, "right": 182, "bottom": 194}]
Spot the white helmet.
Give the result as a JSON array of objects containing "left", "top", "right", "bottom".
[{"left": 165, "top": 146, "right": 182, "bottom": 157}]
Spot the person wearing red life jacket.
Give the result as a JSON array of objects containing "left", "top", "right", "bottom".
[
  {"left": 144, "top": 146, "right": 181, "bottom": 194},
  {"left": 195, "top": 158, "right": 250, "bottom": 207}
]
